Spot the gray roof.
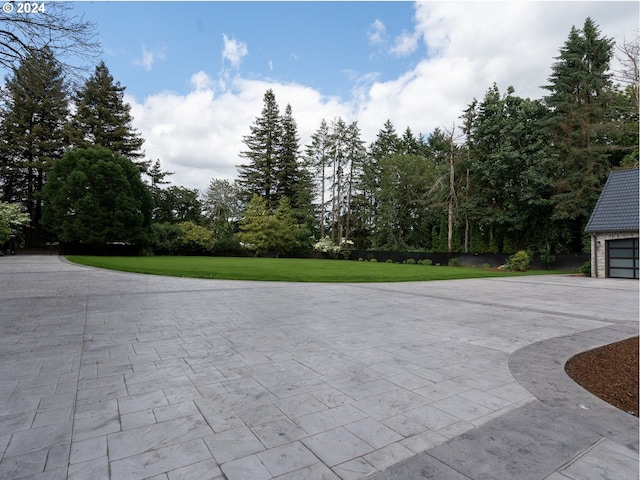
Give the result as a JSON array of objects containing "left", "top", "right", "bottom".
[{"left": 585, "top": 168, "right": 639, "bottom": 233}]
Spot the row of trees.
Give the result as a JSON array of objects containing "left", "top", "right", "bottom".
[
  {"left": 228, "top": 18, "right": 638, "bottom": 256},
  {"left": 0, "top": 17, "right": 637, "bottom": 258},
  {"left": 0, "top": 47, "right": 147, "bottom": 246}
]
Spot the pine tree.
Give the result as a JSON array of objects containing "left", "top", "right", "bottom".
[
  {"left": 466, "top": 84, "right": 555, "bottom": 252},
  {"left": 0, "top": 47, "right": 69, "bottom": 246},
  {"left": 543, "top": 17, "right": 616, "bottom": 243},
  {"left": 237, "top": 89, "right": 282, "bottom": 208},
  {"left": 70, "top": 61, "right": 146, "bottom": 165},
  {"left": 369, "top": 119, "right": 401, "bottom": 160},
  {"left": 276, "top": 103, "right": 313, "bottom": 219}
]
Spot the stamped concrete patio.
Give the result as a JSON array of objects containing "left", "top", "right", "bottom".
[{"left": 0, "top": 255, "right": 637, "bottom": 479}]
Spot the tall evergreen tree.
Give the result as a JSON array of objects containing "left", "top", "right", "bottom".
[
  {"left": 237, "top": 89, "right": 282, "bottom": 208},
  {"left": 343, "top": 122, "right": 366, "bottom": 243},
  {"left": 369, "top": 119, "right": 401, "bottom": 160},
  {"left": 305, "top": 119, "right": 331, "bottom": 237},
  {"left": 543, "top": 17, "right": 616, "bottom": 246},
  {"left": 70, "top": 61, "right": 145, "bottom": 165},
  {"left": 467, "top": 84, "right": 555, "bottom": 252},
  {"left": 276, "top": 103, "right": 313, "bottom": 219},
  {"left": 0, "top": 47, "right": 69, "bottom": 246}
]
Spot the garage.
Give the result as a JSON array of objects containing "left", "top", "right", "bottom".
[
  {"left": 607, "top": 237, "right": 639, "bottom": 279},
  {"left": 585, "top": 168, "right": 639, "bottom": 279}
]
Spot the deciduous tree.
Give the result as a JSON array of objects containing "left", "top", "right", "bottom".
[
  {"left": 41, "top": 147, "right": 153, "bottom": 245},
  {"left": 0, "top": 2, "right": 100, "bottom": 78}
]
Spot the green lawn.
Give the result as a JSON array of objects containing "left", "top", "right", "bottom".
[{"left": 67, "top": 256, "right": 571, "bottom": 282}]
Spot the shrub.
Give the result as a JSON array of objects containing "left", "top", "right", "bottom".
[
  {"left": 579, "top": 261, "right": 591, "bottom": 276},
  {"left": 507, "top": 250, "right": 531, "bottom": 271},
  {"left": 418, "top": 259, "right": 433, "bottom": 266},
  {"left": 313, "top": 236, "right": 340, "bottom": 257},
  {"left": 212, "top": 234, "right": 245, "bottom": 256},
  {"left": 448, "top": 258, "right": 460, "bottom": 267},
  {"left": 539, "top": 249, "right": 556, "bottom": 269},
  {"left": 482, "top": 263, "right": 491, "bottom": 269},
  {"left": 386, "top": 259, "right": 393, "bottom": 263},
  {"left": 405, "top": 258, "right": 416, "bottom": 265},
  {"left": 176, "top": 221, "right": 215, "bottom": 254},
  {"left": 358, "top": 257, "right": 364, "bottom": 262},
  {"left": 370, "top": 258, "right": 377, "bottom": 263}
]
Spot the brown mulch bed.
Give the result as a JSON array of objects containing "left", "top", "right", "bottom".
[{"left": 565, "top": 336, "right": 639, "bottom": 417}]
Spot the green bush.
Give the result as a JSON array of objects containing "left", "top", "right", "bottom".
[
  {"left": 482, "top": 263, "right": 491, "bottom": 269},
  {"left": 151, "top": 221, "right": 215, "bottom": 255},
  {"left": 358, "top": 257, "right": 364, "bottom": 262},
  {"left": 386, "top": 259, "right": 393, "bottom": 263},
  {"left": 370, "top": 258, "right": 378, "bottom": 263},
  {"left": 539, "top": 249, "right": 556, "bottom": 268},
  {"left": 405, "top": 258, "right": 416, "bottom": 265},
  {"left": 507, "top": 250, "right": 531, "bottom": 271},
  {"left": 579, "top": 261, "right": 591, "bottom": 276},
  {"left": 418, "top": 259, "right": 433, "bottom": 266},
  {"left": 448, "top": 258, "right": 460, "bottom": 267}
]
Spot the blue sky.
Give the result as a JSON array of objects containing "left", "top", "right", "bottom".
[
  {"left": 27, "top": 2, "right": 640, "bottom": 191},
  {"left": 74, "top": 2, "right": 423, "bottom": 101}
]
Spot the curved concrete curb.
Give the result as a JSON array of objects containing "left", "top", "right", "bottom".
[
  {"left": 509, "top": 324, "right": 639, "bottom": 452},
  {"left": 371, "top": 325, "right": 639, "bottom": 480}
]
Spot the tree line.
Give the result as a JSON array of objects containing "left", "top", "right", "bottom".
[
  {"left": 0, "top": 17, "right": 637, "bottom": 257},
  {"left": 231, "top": 18, "right": 638, "bottom": 256}
]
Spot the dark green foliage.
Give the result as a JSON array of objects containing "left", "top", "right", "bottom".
[
  {"left": 464, "top": 84, "right": 555, "bottom": 252},
  {"left": 237, "top": 89, "right": 282, "bottom": 207},
  {"left": 374, "top": 153, "right": 443, "bottom": 250},
  {"left": 237, "top": 91, "right": 314, "bottom": 254},
  {"left": 42, "top": 147, "right": 153, "bottom": 245},
  {"left": 579, "top": 261, "right": 592, "bottom": 276},
  {"left": 70, "top": 61, "right": 145, "bottom": 164},
  {"left": 0, "top": 47, "right": 69, "bottom": 245},
  {"left": 151, "top": 221, "right": 217, "bottom": 255},
  {"left": 539, "top": 249, "right": 556, "bottom": 268},
  {"left": 543, "top": 18, "right": 616, "bottom": 231},
  {"left": 152, "top": 186, "right": 202, "bottom": 224}
]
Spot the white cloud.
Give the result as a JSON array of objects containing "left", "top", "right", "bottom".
[
  {"left": 390, "top": 30, "right": 420, "bottom": 57},
  {"left": 127, "top": 77, "right": 350, "bottom": 193},
  {"left": 133, "top": 45, "right": 166, "bottom": 71},
  {"left": 127, "top": 2, "right": 638, "bottom": 193},
  {"left": 368, "top": 19, "right": 388, "bottom": 45},
  {"left": 190, "top": 71, "right": 214, "bottom": 91},
  {"left": 221, "top": 34, "right": 248, "bottom": 69}
]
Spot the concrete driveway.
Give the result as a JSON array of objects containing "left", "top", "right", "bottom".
[{"left": 0, "top": 255, "right": 637, "bottom": 479}]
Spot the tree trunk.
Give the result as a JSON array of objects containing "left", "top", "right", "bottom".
[{"left": 447, "top": 136, "right": 455, "bottom": 253}]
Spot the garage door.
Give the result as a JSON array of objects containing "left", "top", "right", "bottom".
[{"left": 607, "top": 238, "right": 639, "bottom": 279}]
